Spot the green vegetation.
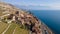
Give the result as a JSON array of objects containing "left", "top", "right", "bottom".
[
  {"left": 4, "top": 23, "right": 30, "bottom": 34},
  {"left": 0, "top": 21, "right": 30, "bottom": 34},
  {"left": 5, "top": 23, "right": 16, "bottom": 34},
  {"left": 0, "top": 22, "right": 8, "bottom": 34},
  {"left": 14, "top": 24, "right": 30, "bottom": 34}
]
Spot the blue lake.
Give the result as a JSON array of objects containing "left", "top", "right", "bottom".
[{"left": 30, "top": 10, "right": 60, "bottom": 34}]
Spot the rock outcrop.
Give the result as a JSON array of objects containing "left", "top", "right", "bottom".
[{"left": 0, "top": 2, "right": 55, "bottom": 34}]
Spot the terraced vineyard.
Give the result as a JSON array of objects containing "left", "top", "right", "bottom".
[
  {"left": 14, "top": 24, "right": 29, "bottom": 34},
  {"left": 0, "top": 22, "right": 8, "bottom": 34},
  {"left": 0, "top": 22, "right": 29, "bottom": 34}
]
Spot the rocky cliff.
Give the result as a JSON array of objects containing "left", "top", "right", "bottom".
[{"left": 0, "top": 2, "right": 55, "bottom": 34}]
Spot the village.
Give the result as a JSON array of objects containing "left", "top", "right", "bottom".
[
  {"left": 0, "top": 2, "right": 54, "bottom": 34},
  {"left": 0, "top": 10, "right": 54, "bottom": 34}
]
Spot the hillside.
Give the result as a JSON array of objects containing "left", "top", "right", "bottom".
[{"left": 0, "top": 2, "right": 55, "bottom": 34}]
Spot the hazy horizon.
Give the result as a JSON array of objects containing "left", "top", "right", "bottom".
[{"left": 0, "top": 0, "right": 60, "bottom": 10}]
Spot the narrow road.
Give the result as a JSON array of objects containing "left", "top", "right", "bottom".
[
  {"left": 1, "top": 14, "right": 10, "bottom": 17},
  {"left": 12, "top": 27, "right": 17, "bottom": 34},
  {"left": 2, "top": 24, "right": 11, "bottom": 34}
]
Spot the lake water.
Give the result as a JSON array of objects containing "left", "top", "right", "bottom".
[{"left": 29, "top": 10, "right": 60, "bottom": 34}]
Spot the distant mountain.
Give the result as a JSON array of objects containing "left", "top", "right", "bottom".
[{"left": 14, "top": 4, "right": 50, "bottom": 10}]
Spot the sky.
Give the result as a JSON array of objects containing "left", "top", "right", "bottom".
[{"left": 0, "top": 0, "right": 60, "bottom": 10}]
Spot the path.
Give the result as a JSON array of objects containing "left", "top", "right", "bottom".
[
  {"left": 1, "top": 14, "right": 10, "bottom": 18},
  {"left": 12, "top": 27, "right": 17, "bottom": 34},
  {"left": 2, "top": 24, "right": 11, "bottom": 34}
]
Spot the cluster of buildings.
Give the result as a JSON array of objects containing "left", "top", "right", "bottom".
[
  {"left": 0, "top": 2, "right": 55, "bottom": 34},
  {"left": 5, "top": 11, "right": 54, "bottom": 34}
]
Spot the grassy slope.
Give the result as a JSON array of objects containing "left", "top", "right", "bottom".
[
  {"left": 4, "top": 23, "right": 29, "bottom": 34},
  {"left": 14, "top": 24, "right": 29, "bottom": 34},
  {"left": 5, "top": 23, "right": 16, "bottom": 34},
  {"left": 0, "top": 22, "right": 8, "bottom": 34}
]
